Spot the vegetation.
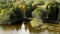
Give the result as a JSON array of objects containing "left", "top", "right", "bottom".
[
  {"left": 47, "top": 2, "right": 60, "bottom": 21},
  {"left": 0, "top": 0, "right": 60, "bottom": 25}
]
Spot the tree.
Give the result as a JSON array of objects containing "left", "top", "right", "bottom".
[{"left": 46, "top": 2, "right": 60, "bottom": 23}]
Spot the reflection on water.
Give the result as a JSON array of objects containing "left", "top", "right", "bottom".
[
  {"left": 17, "top": 23, "right": 30, "bottom": 34},
  {"left": 0, "top": 26, "right": 17, "bottom": 34},
  {"left": 0, "top": 22, "right": 60, "bottom": 34}
]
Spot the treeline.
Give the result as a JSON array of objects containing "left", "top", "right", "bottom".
[
  {"left": 45, "top": 2, "right": 60, "bottom": 23},
  {"left": 0, "top": 0, "right": 60, "bottom": 24},
  {"left": 0, "top": 1, "right": 36, "bottom": 24}
]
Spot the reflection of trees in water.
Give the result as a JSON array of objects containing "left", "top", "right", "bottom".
[
  {"left": 24, "top": 21, "right": 47, "bottom": 33},
  {"left": 1, "top": 22, "right": 45, "bottom": 33},
  {"left": 2, "top": 26, "right": 16, "bottom": 31},
  {"left": 1, "top": 22, "right": 60, "bottom": 33},
  {"left": 15, "top": 25, "right": 22, "bottom": 30}
]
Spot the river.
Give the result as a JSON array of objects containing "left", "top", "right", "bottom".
[{"left": 0, "top": 23, "right": 60, "bottom": 34}]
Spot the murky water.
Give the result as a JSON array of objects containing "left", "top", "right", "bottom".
[{"left": 0, "top": 23, "right": 60, "bottom": 34}]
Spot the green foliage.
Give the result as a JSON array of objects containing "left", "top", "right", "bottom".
[
  {"left": 0, "top": 0, "right": 60, "bottom": 24},
  {"left": 47, "top": 2, "right": 60, "bottom": 20},
  {"left": 58, "top": 11, "right": 60, "bottom": 21},
  {"left": 0, "top": 3, "right": 14, "bottom": 24},
  {"left": 32, "top": 8, "right": 47, "bottom": 19},
  {"left": 32, "top": 8, "right": 42, "bottom": 18}
]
